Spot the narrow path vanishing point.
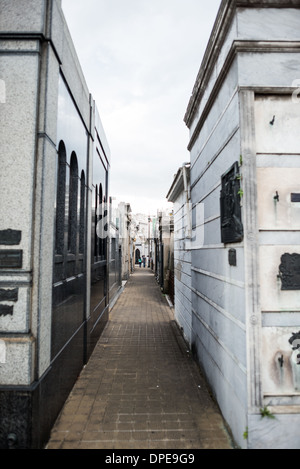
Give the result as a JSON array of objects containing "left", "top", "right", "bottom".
[{"left": 46, "top": 269, "right": 234, "bottom": 449}]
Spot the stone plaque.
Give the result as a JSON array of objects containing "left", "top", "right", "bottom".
[
  {"left": 0, "top": 229, "right": 21, "bottom": 246},
  {"left": 0, "top": 250, "right": 23, "bottom": 269},
  {"left": 279, "top": 253, "right": 300, "bottom": 290},
  {"left": 289, "top": 331, "right": 300, "bottom": 350},
  {"left": 220, "top": 162, "right": 244, "bottom": 244},
  {"left": 289, "top": 331, "right": 300, "bottom": 365}
]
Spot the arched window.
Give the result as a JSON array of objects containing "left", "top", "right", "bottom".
[
  {"left": 55, "top": 141, "right": 67, "bottom": 255},
  {"left": 98, "top": 184, "right": 104, "bottom": 258},
  {"left": 102, "top": 195, "right": 108, "bottom": 260},
  {"left": 79, "top": 170, "right": 85, "bottom": 254},
  {"left": 68, "top": 152, "right": 79, "bottom": 254},
  {"left": 95, "top": 184, "right": 106, "bottom": 259},
  {"left": 94, "top": 184, "right": 98, "bottom": 258},
  {"left": 99, "top": 183, "right": 103, "bottom": 206}
]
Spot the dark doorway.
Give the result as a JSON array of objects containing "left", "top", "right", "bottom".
[{"left": 135, "top": 249, "right": 141, "bottom": 264}]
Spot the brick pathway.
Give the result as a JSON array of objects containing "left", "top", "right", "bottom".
[{"left": 46, "top": 269, "right": 234, "bottom": 449}]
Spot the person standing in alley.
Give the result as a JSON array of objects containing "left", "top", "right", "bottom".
[
  {"left": 142, "top": 255, "right": 146, "bottom": 268},
  {"left": 138, "top": 257, "right": 142, "bottom": 268}
]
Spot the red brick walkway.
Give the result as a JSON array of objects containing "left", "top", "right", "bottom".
[{"left": 46, "top": 269, "right": 234, "bottom": 449}]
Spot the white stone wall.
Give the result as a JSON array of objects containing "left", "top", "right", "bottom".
[
  {"left": 185, "top": 1, "right": 300, "bottom": 449},
  {"left": 249, "top": 94, "right": 300, "bottom": 449},
  {"left": 190, "top": 77, "right": 248, "bottom": 449},
  {"left": 173, "top": 190, "right": 192, "bottom": 346}
]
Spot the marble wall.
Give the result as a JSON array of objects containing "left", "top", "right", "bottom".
[{"left": 0, "top": 0, "right": 111, "bottom": 449}]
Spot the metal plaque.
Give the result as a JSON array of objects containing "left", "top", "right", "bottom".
[
  {"left": 0, "top": 250, "right": 23, "bottom": 269},
  {"left": 279, "top": 253, "right": 300, "bottom": 290},
  {"left": 291, "top": 193, "right": 300, "bottom": 203},
  {"left": 0, "top": 305, "right": 14, "bottom": 317},
  {"left": 228, "top": 249, "right": 237, "bottom": 266},
  {"left": 0, "top": 289, "right": 18, "bottom": 302},
  {"left": 0, "top": 230, "right": 21, "bottom": 246},
  {"left": 220, "top": 162, "right": 244, "bottom": 244}
]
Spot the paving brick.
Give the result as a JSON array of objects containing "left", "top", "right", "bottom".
[{"left": 46, "top": 270, "right": 234, "bottom": 450}]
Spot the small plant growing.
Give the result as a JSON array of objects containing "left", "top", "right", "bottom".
[
  {"left": 243, "top": 427, "right": 248, "bottom": 440},
  {"left": 260, "top": 406, "right": 275, "bottom": 419},
  {"left": 238, "top": 188, "right": 244, "bottom": 198}
]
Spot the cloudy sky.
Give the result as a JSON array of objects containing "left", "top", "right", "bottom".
[{"left": 61, "top": 0, "right": 222, "bottom": 215}]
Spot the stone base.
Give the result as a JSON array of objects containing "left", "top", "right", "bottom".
[
  {"left": 248, "top": 412, "right": 300, "bottom": 449},
  {"left": 0, "top": 316, "right": 108, "bottom": 449}
]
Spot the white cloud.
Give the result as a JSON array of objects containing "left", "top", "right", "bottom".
[{"left": 62, "top": 0, "right": 222, "bottom": 213}]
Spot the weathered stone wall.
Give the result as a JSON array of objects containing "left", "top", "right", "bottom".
[
  {"left": 184, "top": 0, "right": 300, "bottom": 449},
  {"left": 167, "top": 166, "right": 192, "bottom": 346}
]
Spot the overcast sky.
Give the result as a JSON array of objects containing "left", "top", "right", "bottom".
[{"left": 61, "top": 0, "right": 222, "bottom": 215}]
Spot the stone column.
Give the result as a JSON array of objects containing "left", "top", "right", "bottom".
[{"left": 0, "top": 0, "right": 60, "bottom": 448}]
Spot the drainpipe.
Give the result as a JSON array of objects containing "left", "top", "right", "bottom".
[{"left": 182, "top": 164, "right": 192, "bottom": 239}]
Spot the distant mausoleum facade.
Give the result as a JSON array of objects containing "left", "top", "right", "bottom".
[
  {"left": 169, "top": 0, "right": 300, "bottom": 449},
  {"left": 167, "top": 164, "right": 192, "bottom": 345}
]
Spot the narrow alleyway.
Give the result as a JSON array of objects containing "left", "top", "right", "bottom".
[{"left": 46, "top": 269, "right": 234, "bottom": 450}]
